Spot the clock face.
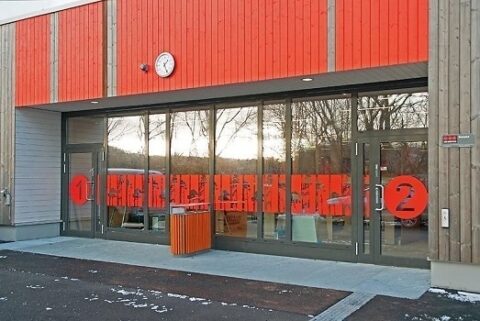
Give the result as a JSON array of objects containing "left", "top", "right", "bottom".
[{"left": 155, "top": 52, "right": 175, "bottom": 78}]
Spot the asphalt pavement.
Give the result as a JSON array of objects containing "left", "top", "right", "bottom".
[{"left": 0, "top": 249, "right": 478, "bottom": 321}]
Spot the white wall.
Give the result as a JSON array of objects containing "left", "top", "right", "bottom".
[{"left": 14, "top": 108, "right": 61, "bottom": 224}]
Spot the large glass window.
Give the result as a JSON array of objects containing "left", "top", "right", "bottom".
[
  {"left": 215, "top": 105, "right": 258, "bottom": 238},
  {"left": 262, "top": 103, "right": 287, "bottom": 240},
  {"left": 65, "top": 85, "right": 428, "bottom": 263},
  {"left": 291, "top": 97, "right": 352, "bottom": 244},
  {"left": 148, "top": 114, "right": 167, "bottom": 232},
  {"left": 170, "top": 110, "right": 210, "bottom": 216},
  {"left": 358, "top": 91, "right": 428, "bottom": 131},
  {"left": 106, "top": 115, "right": 146, "bottom": 229}
]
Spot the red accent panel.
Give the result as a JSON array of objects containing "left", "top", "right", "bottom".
[
  {"left": 335, "top": 0, "right": 428, "bottom": 71},
  {"left": 15, "top": 15, "right": 50, "bottom": 107},
  {"left": 58, "top": 2, "right": 104, "bottom": 102},
  {"left": 117, "top": 0, "right": 328, "bottom": 96}
]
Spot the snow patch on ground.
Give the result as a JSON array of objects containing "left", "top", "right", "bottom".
[
  {"left": 167, "top": 293, "right": 188, "bottom": 299},
  {"left": 84, "top": 294, "right": 99, "bottom": 302},
  {"left": 26, "top": 285, "right": 44, "bottom": 289},
  {"left": 429, "top": 288, "right": 480, "bottom": 303},
  {"left": 88, "top": 270, "right": 98, "bottom": 274},
  {"left": 148, "top": 290, "right": 163, "bottom": 296},
  {"left": 0, "top": 297, "right": 7, "bottom": 301},
  {"left": 111, "top": 288, "right": 144, "bottom": 296},
  {"left": 428, "top": 288, "right": 447, "bottom": 294},
  {"left": 447, "top": 292, "right": 480, "bottom": 303},
  {"left": 407, "top": 313, "right": 453, "bottom": 321},
  {"left": 0, "top": 256, "right": 7, "bottom": 259},
  {"left": 279, "top": 289, "right": 292, "bottom": 294},
  {"left": 124, "top": 302, "right": 148, "bottom": 308}
]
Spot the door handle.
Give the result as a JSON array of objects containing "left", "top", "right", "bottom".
[
  {"left": 86, "top": 181, "right": 95, "bottom": 201},
  {"left": 375, "top": 184, "right": 385, "bottom": 211}
]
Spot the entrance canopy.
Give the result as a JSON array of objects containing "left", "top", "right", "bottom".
[{"left": 32, "top": 62, "right": 427, "bottom": 113}]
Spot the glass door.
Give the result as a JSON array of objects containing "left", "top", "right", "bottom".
[
  {"left": 357, "top": 138, "right": 429, "bottom": 267},
  {"left": 64, "top": 145, "right": 103, "bottom": 237}
]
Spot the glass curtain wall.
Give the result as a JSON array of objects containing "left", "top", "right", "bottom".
[
  {"left": 67, "top": 87, "right": 426, "bottom": 253},
  {"left": 291, "top": 97, "right": 352, "bottom": 244},
  {"left": 262, "top": 103, "right": 287, "bottom": 240},
  {"left": 106, "top": 115, "right": 146, "bottom": 229},
  {"left": 148, "top": 114, "right": 168, "bottom": 231},
  {"left": 215, "top": 105, "right": 258, "bottom": 238},
  {"left": 170, "top": 110, "right": 210, "bottom": 215},
  {"left": 358, "top": 92, "right": 428, "bottom": 131}
]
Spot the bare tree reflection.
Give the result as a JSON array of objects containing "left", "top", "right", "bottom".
[
  {"left": 358, "top": 93, "right": 428, "bottom": 131},
  {"left": 292, "top": 98, "right": 351, "bottom": 173},
  {"left": 107, "top": 116, "right": 145, "bottom": 168},
  {"left": 216, "top": 107, "right": 257, "bottom": 157},
  {"left": 171, "top": 110, "right": 209, "bottom": 157},
  {"left": 170, "top": 110, "right": 210, "bottom": 174}
]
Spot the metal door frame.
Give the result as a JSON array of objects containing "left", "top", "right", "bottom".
[
  {"left": 62, "top": 143, "right": 104, "bottom": 238},
  {"left": 353, "top": 130, "right": 429, "bottom": 268}
]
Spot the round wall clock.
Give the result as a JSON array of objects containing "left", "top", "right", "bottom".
[{"left": 155, "top": 52, "right": 175, "bottom": 78}]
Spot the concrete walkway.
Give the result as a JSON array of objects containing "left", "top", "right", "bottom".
[{"left": 0, "top": 237, "right": 430, "bottom": 299}]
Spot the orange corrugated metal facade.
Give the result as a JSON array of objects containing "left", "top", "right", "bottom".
[
  {"left": 58, "top": 2, "right": 104, "bottom": 102},
  {"left": 12, "top": 0, "right": 428, "bottom": 107},
  {"left": 116, "top": 0, "right": 328, "bottom": 95},
  {"left": 335, "top": 0, "right": 428, "bottom": 71},
  {"left": 15, "top": 15, "right": 51, "bottom": 106}
]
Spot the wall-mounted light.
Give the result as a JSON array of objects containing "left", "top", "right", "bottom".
[
  {"left": 90, "top": 101, "right": 99, "bottom": 104},
  {"left": 140, "top": 63, "right": 149, "bottom": 72},
  {"left": 301, "top": 77, "right": 314, "bottom": 82}
]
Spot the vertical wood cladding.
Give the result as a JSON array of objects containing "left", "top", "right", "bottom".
[
  {"left": 58, "top": 2, "right": 104, "bottom": 102},
  {"left": 15, "top": 15, "right": 50, "bottom": 106},
  {"left": 335, "top": 0, "right": 428, "bottom": 71},
  {"left": 116, "top": 0, "right": 328, "bottom": 96},
  {"left": 429, "top": 0, "right": 480, "bottom": 264},
  {"left": 0, "top": 23, "right": 15, "bottom": 224}
]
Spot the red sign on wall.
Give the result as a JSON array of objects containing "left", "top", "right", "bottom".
[{"left": 384, "top": 175, "right": 428, "bottom": 220}]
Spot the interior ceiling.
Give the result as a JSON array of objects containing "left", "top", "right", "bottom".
[{"left": 32, "top": 62, "right": 428, "bottom": 113}]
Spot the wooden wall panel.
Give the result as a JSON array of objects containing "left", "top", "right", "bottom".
[
  {"left": 116, "top": 0, "right": 328, "bottom": 96},
  {"left": 472, "top": 0, "right": 480, "bottom": 265},
  {"left": 335, "top": 0, "right": 429, "bottom": 71},
  {"left": 0, "top": 23, "right": 16, "bottom": 225},
  {"left": 429, "top": 0, "right": 479, "bottom": 265},
  {"left": 15, "top": 15, "right": 50, "bottom": 106},
  {"left": 58, "top": 2, "right": 104, "bottom": 102}
]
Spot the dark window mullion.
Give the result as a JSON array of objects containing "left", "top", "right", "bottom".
[
  {"left": 209, "top": 105, "right": 216, "bottom": 240},
  {"left": 257, "top": 101, "right": 264, "bottom": 239},
  {"left": 143, "top": 112, "right": 150, "bottom": 231},
  {"left": 165, "top": 111, "right": 171, "bottom": 236},
  {"left": 285, "top": 98, "right": 293, "bottom": 242}
]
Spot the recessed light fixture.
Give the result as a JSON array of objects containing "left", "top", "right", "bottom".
[
  {"left": 301, "top": 77, "right": 314, "bottom": 82},
  {"left": 90, "top": 101, "right": 99, "bottom": 104}
]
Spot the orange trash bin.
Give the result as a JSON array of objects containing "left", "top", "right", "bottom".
[{"left": 170, "top": 205, "right": 212, "bottom": 256}]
